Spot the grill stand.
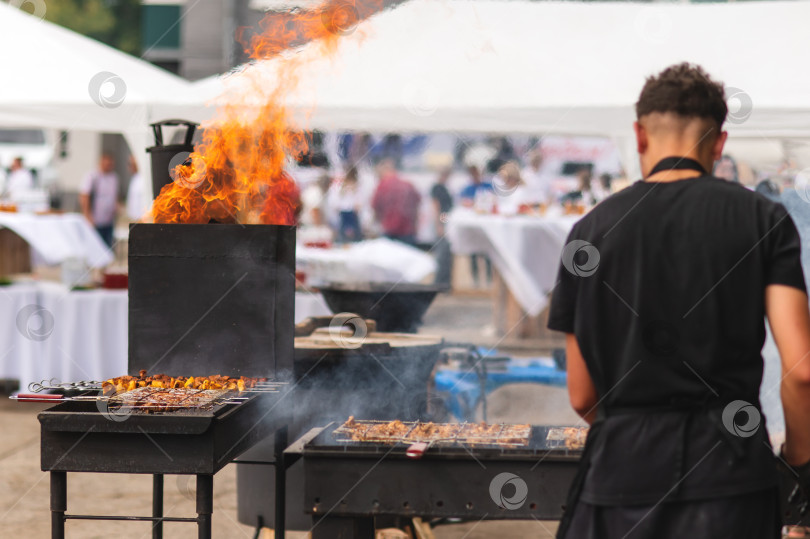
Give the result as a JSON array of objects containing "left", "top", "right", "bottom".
[
  {"left": 235, "top": 427, "right": 292, "bottom": 539},
  {"left": 49, "top": 471, "right": 214, "bottom": 539},
  {"left": 287, "top": 426, "right": 582, "bottom": 539}
]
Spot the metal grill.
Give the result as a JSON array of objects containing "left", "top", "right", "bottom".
[{"left": 333, "top": 419, "right": 532, "bottom": 448}]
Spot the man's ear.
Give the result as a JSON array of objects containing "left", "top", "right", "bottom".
[
  {"left": 634, "top": 121, "right": 647, "bottom": 154},
  {"left": 712, "top": 131, "right": 728, "bottom": 162}
]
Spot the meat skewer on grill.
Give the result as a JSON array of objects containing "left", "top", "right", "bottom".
[{"left": 334, "top": 417, "right": 535, "bottom": 458}]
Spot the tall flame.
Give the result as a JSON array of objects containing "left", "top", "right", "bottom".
[{"left": 151, "top": 0, "right": 385, "bottom": 225}]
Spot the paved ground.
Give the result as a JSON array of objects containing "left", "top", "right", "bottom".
[{"left": 0, "top": 292, "right": 575, "bottom": 538}]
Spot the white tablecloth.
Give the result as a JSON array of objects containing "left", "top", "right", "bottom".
[
  {"left": 0, "top": 212, "right": 113, "bottom": 268},
  {"left": 0, "top": 284, "right": 329, "bottom": 391},
  {"left": 297, "top": 238, "right": 437, "bottom": 286},
  {"left": 293, "top": 291, "right": 332, "bottom": 323},
  {"left": 447, "top": 209, "right": 580, "bottom": 315},
  {"left": 0, "top": 282, "right": 127, "bottom": 392}
]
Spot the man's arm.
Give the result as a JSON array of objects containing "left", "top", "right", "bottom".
[
  {"left": 766, "top": 284, "right": 810, "bottom": 466},
  {"left": 79, "top": 194, "right": 92, "bottom": 223},
  {"left": 566, "top": 333, "right": 598, "bottom": 424}
]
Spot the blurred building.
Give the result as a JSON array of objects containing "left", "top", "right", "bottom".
[{"left": 140, "top": 0, "right": 404, "bottom": 80}]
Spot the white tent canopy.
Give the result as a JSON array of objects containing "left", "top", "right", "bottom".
[
  {"left": 0, "top": 2, "right": 198, "bottom": 194},
  {"left": 189, "top": 0, "right": 810, "bottom": 173}
]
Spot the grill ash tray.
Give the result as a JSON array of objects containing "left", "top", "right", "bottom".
[{"left": 299, "top": 423, "right": 585, "bottom": 461}]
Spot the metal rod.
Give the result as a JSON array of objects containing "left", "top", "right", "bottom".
[
  {"left": 64, "top": 515, "right": 198, "bottom": 522},
  {"left": 275, "top": 426, "right": 289, "bottom": 539},
  {"left": 252, "top": 516, "right": 264, "bottom": 539},
  {"left": 51, "top": 471, "right": 66, "bottom": 539},
  {"left": 152, "top": 474, "right": 163, "bottom": 539},
  {"left": 196, "top": 474, "right": 213, "bottom": 539}
]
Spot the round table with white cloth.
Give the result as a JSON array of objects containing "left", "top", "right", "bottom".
[
  {"left": 0, "top": 212, "right": 113, "bottom": 268},
  {"left": 297, "top": 237, "right": 437, "bottom": 286},
  {"left": 446, "top": 209, "right": 580, "bottom": 316}
]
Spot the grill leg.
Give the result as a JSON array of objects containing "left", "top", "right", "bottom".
[
  {"left": 275, "top": 426, "right": 289, "bottom": 539},
  {"left": 152, "top": 474, "right": 164, "bottom": 539},
  {"left": 196, "top": 474, "right": 213, "bottom": 539},
  {"left": 312, "top": 516, "right": 374, "bottom": 539},
  {"left": 50, "top": 471, "right": 67, "bottom": 539}
]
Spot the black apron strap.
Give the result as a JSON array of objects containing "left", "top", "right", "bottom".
[
  {"left": 647, "top": 156, "right": 707, "bottom": 178},
  {"left": 556, "top": 420, "right": 602, "bottom": 539}
]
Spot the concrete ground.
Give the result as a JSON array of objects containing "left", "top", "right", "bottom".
[{"left": 0, "top": 292, "right": 576, "bottom": 538}]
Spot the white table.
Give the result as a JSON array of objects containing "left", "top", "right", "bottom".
[
  {"left": 0, "top": 283, "right": 329, "bottom": 391},
  {"left": 0, "top": 212, "right": 113, "bottom": 268},
  {"left": 294, "top": 291, "right": 333, "bottom": 322},
  {"left": 447, "top": 209, "right": 580, "bottom": 316},
  {"left": 297, "top": 237, "right": 437, "bottom": 286},
  {"left": 0, "top": 282, "right": 127, "bottom": 392}
]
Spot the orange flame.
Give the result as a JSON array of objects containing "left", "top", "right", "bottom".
[{"left": 151, "top": 0, "right": 385, "bottom": 226}]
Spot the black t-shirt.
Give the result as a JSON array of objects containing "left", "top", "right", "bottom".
[
  {"left": 548, "top": 175, "right": 806, "bottom": 504},
  {"left": 430, "top": 184, "right": 453, "bottom": 214}
]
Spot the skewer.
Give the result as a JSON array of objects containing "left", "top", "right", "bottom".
[
  {"left": 333, "top": 419, "right": 531, "bottom": 450},
  {"left": 25, "top": 379, "right": 288, "bottom": 394}
]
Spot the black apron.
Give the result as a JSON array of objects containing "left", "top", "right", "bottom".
[{"left": 555, "top": 156, "right": 779, "bottom": 538}]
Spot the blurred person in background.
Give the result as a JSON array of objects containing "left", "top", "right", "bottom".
[
  {"left": 431, "top": 167, "right": 454, "bottom": 286},
  {"left": 494, "top": 161, "right": 531, "bottom": 215},
  {"left": 459, "top": 164, "right": 493, "bottom": 287},
  {"left": 300, "top": 173, "right": 332, "bottom": 228},
  {"left": 522, "top": 149, "right": 551, "bottom": 204},
  {"left": 80, "top": 153, "right": 119, "bottom": 247},
  {"left": 593, "top": 173, "right": 614, "bottom": 201},
  {"left": 372, "top": 159, "right": 420, "bottom": 245},
  {"left": 713, "top": 154, "right": 739, "bottom": 182},
  {"left": 4, "top": 156, "right": 34, "bottom": 199},
  {"left": 560, "top": 167, "right": 598, "bottom": 206},
  {"left": 125, "top": 155, "right": 148, "bottom": 220},
  {"left": 459, "top": 164, "right": 493, "bottom": 206},
  {"left": 755, "top": 178, "right": 781, "bottom": 201},
  {"left": 335, "top": 167, "right": 363, "bottom": 242}
]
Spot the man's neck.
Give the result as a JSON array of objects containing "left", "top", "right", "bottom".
[{"left": 642, "top": 152, "right": 711, "bottom": 183}]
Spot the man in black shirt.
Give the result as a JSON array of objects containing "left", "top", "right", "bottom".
[{"left": 549, "top": 63, "right": 810, "bottom": 538}]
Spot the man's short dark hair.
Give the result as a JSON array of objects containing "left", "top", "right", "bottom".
[{"left": 636, "top": 63, "right": 728, "bottom": 128}]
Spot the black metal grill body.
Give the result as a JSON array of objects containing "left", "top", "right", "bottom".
[
  {"left": 40, "top": 391, "right": 286, "bottom": 474},
  {"left": 39, "top": 223, "right": 296, "bottom": 539},
  {"left": 285, "top": 425, "right": 581, "bottom": 539},
  {"left": 236, "top": 339, "right": 443, "bottom": 530}
]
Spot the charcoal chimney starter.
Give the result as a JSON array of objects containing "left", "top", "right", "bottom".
[{"left": 128, "top": 223, "right": 296, "bottom": 379}]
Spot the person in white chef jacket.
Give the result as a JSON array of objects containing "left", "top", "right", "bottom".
[
  {"left": 125, "top": 155, "right": 149, "bottom": 221},
  {"left": 4, "top": 156, "right": 34, "bottom": 199},
  {"left": 494, "top": 161, "right": 531, "bottom": 216},
  {"left": 521, "top": 149, "right": 551, "bottom": 204}
]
